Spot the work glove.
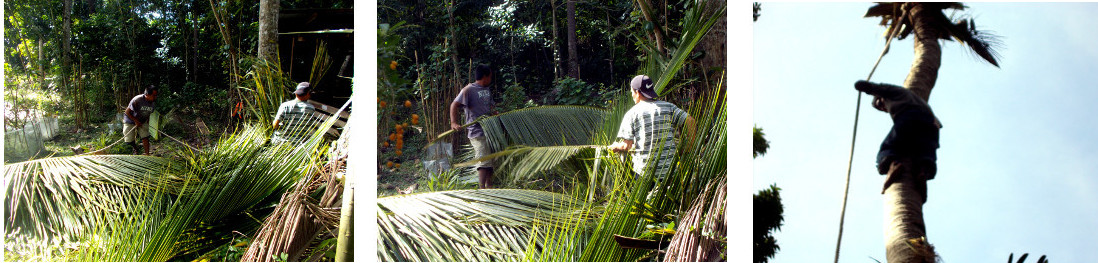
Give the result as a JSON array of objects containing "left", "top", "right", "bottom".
[{"left": 854, "top": 80, "right": 874, "bottom": 92}]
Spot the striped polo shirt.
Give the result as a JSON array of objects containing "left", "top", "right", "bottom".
[
  {"left": 273, "top": 99, "right": 319, "bottom": 144},
  {"left": 617, "top": 100, "right": 689, "bottom": 179}
]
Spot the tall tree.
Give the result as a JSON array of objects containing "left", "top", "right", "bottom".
[
  {"left": 63, "top": 0, "right": 79, "bottom": 127},
  {"left": 550, "top": 0, "right": 561, "bottom": 79},
  {"left": 565, "top": 0, "right": 578, "bottom": 79},
  {"left": 257, "top": 0, "right": 279, "bottom": 64},
  {"left": 863, "top": 3, "right": 1001, "bottom": 263}
]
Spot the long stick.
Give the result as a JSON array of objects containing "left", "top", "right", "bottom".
[{"left": 835, "top": 9, "right": 903, "bottom": 263}]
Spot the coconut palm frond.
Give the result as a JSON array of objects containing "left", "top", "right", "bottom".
[
  {"left": 640, "top": 2, "right": 725, "bottom": 96},
  {"left": 377, "top": 189, "right": 583, "bottom": 262},
  {"left": 49, "top": 102, "right": 349, "bottom": 262},
  {"left": 948, "top": 18, "right": 1003, "bottom": 67},
  {"left": 457, "top": 145, "right": 599, "bottom": 184},
  {"left": 3, "top": 154, "right": 182, "bottom": 242},
  {"left": 479, "top": 105, "right": 608, "bottom": 151}
]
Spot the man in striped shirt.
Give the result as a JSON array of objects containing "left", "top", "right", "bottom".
[
  {"left": 272, "top": 82, "right": 319, "bottom": 144},
  {"left": 608, "top": 75, "right": 695, "bottom": 181}
]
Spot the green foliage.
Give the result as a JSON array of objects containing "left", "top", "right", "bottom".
[
  {"left": 552, "top": 77, "right": 611, "bottom": 107},
  {"left": 754, "top": 126, "right": 770, "bottom": 158},
  {"left": 377, "top": 189, "right": 583, "bottom": 261},
  {"left": 378, "top": 22, "right": 414, "bottom": 103},
  {"left": 377, "top": 1, "right": 727, "bottom": 261},
  {"left": 239, "top": 57, "right": 292, "bottom": 130},
  {"left": 1009, "top": 253, "right": 1049, "bottom": 263},
  {"left": 4, "top": 109, "right": 343, "bottom": 261},
  {"left": 754, "top": 184, "right": 784, "bottom": 263},
  {"left": 425, "top": 168, "right": 472, "bottom": 192}
]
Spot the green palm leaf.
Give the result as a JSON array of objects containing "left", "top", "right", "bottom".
[
  {"left": 456, "top": 145, "right": 598, "bottom": 185},
  {"left": 377, "top": 189, "right": 583, "bottom": 262},
  {"left": 4, "top": 154, "right": 182, "bottom": 243},
  {"left": 639, "top": 2, "right": 726, "bottom": 96}
]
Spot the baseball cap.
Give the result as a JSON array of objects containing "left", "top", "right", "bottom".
[
  {"left": 630, "top": 75, "right": 657, "bottom": 99},
  {"left": 294, "top": 82, "right": 311, "bottom": 95}
]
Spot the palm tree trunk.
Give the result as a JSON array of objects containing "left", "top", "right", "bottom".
[
  {"left": 258, "top": 0, "right": 280, "bottom": 64},
  {"left": 885, "top": 4, "right": 941, "bottom": 263},
  {"left": 566, "top": 0, "right": 579, "bottom": 79},
  {"left": 63, "top": 0, "right": 74, "bottom": 127},
  {"left": 882, "top": 160, "right": 932, "bottom": 263},
  {"left": 901, "top": 3, "right": 941, "bottom": 102}
]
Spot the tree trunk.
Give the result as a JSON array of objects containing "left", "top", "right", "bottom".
[
  {"left": 636, "top": 0, "right": 666, "bottom": 55},
  {"left": 566, "top": 0, "right": 579, "bottom": 79},
  {"left": 882, "top": 159, "right": 933, "bottom": 263},
  {"left": 38, "top": 37, "right": 45, "bottom": 91},
  {"left": 550, "top": 0, "right": 561, "bottom": 79},
  {"left": 884, "top": 4, "right": 941, "bottom": 263},
  {"left": 258, "top": 0, "right": 280, "bottom": 64},
  {"left": 335, "top": 174, "right": 354, "bottom": 261},
  {"left": 901, "top": 3, "right": 941, "bottom": 102},
  {"left": 63, "top": 0, "right": 75, "bottom": 127}
]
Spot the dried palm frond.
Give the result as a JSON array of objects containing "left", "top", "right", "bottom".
[{"left": 664, "top": 174, "right": 726, "bottom": 262}]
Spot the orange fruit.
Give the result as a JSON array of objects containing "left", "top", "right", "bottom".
[
  {"left": 397, "top": 133, "right": 404, "bottom": 140},
  {"left": 386, "top": 161, "right": 393, "bottom": 168},
  {"left": 411, "top": 119, "right": 419, "bottom": 125},
  {"left": 383, "top": 141, "right": 390, "bottom": 147},
  {"left": 412, "top": 114, "right": 419, "bottom": 120},
  {"left": 396, "top": 150, "right": 402, "bottom": 156},
  {"left": 389, "top": 133, "right": 396, "bottom": 141},
  {"left": 390, "top": 60, "right": 397, "bottom": 70},
  {"left": 394, "top": 163, "right": 401, "bottom": 169},
  {"left": 404, "top": 100, "right": 412, "bottom": 108},
  {"left": 395, "top": 124, "right": 401, "bottom": 130},
  {"left": 380, "top": 101, "right": 386, "bottom": 107}
]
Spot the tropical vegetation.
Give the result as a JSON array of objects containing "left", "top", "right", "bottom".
[
  {"left": 377, "top": 0, "right": 728, "bottom": 261},
  {"left": 4, "top": 0, "right": 355, "bottom": 261}
]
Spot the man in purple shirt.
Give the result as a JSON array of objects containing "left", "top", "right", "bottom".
[
  {"left": 123, "top": 86, "right": 158, "bottom": 155},
  {"left": 450, "top": 64, "right": 496, "bottom": 189}
]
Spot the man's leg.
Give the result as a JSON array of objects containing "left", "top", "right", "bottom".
[
  {"left": 470, "top": 136, "right": 493, "bottom": 189},
  {"left": 142, "top": 138, "right": 151, "bottom": 155},
  {"left": 139, "top": 124, "right": 151, "bottom": 155},
  {"left": 123, "top": 123, "right": 139, "bottom": 154},
  {"left": 477, "top": 167, "right": 493, "bottom": 189}
]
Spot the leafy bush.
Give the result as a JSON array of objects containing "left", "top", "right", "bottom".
[{"left": 552, "top": 77, "right": 610, "bottom": 107}]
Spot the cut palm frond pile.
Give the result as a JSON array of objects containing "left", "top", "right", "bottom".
[
  {"left": 377, "top": 189, "right": 584, "bottom": 261},
  {"left": 4, "top": 102, "right": 345, "bottom": 261}
]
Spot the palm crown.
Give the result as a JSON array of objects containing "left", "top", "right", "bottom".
[{"left": 864, "top": 2, "right": 1002, "bottom": 67}]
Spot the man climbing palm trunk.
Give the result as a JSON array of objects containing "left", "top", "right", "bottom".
[
  {"left": 863, "top": 2, "right": 1001, "bottom": 262},
  {"left": 856, "top": 80, "right": 939, "bottom": 263}
]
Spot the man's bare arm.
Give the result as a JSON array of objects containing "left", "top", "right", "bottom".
[
  {"left": 125, "top": 108, "right": 142, "bottom": 126},
  {"left": 450, "top": 100, "right": 463, "bottom": 131}
]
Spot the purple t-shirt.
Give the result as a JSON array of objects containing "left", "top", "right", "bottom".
[
  {"left": 123, "top": 94, "right": 155, "bottom": 124},
  {"left": 453, "top": 83, "right": 493, "bottom": 138}
]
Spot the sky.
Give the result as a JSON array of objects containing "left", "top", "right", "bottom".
[{"left": 752, "top": 3, "right": 1098, "bottom": 263}]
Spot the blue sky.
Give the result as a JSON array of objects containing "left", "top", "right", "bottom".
[{"left": 752, "top": 3, "right": 1098, "bottom": 263}]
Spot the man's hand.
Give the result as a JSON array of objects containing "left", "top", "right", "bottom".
[
  {"left": 451, "top": 123, "right": 463, "bottom": 131},
  {"left": 854, "top": 80, "right": 873, "bottom": 92},
  {"left": 608, "top": 140, "right": 633, "bottom": 153}
]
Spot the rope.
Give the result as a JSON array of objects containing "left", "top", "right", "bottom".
[
  {"left": 835, "top": 6, "right": 906, "bottom": 263},
  {"left": 80, "top": 122, "right": 201, "bottom": 155}
]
